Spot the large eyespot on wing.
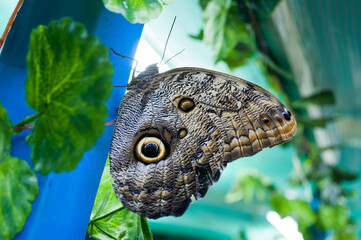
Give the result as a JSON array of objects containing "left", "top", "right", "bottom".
[{"left": 109, "top": 88, "right": 216, "bottom": 219}]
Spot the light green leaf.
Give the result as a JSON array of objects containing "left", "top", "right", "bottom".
[
  {"left": 318, "top": 204, "right": 348, "bottom": 231},
  {"left": 161, "top": 0, "right": 176, "bottom": 4},
  {"left": 88, "top": 160, "right": 152, "bottom": 240},
  {"left": 203, "top": 0, "right": 252, "bottom": 63},
  {"left": 25, "top": 17, "right": 113, "bottom": 174},
  {"left": 103, "top": 0, "right": 176, "bottom": 24},
  {"left": 271, "top": 194, "right": 316, "bottom": 234},
  {"left": 225, "top": 168, "right": 274, "bottom": 204},
  {"left": 0, "top": 102, "right": 12, "bottom": 162},
  {"left": 0, "top": 157, "right": 39, "bottom": 240}
]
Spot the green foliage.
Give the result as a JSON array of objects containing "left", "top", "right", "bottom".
[
  {"left": 0, "top": 103, "right": 39, "bottom": 240},
  {"left": 0, "top": 103, "right": 12, "bottom": 162},
  {"left": 297, "top": 117, "right": 335, "bottom": 128},
  {"left": 236, "top": 0, "right": 281, "bottom": 19},
  {"left": 189, "top": 29, "right": 203, "bottom": 41},
  {"left": 318, "top": 204, "right": 348, "bottom": 231},
  {"left": 292, "top": 90, "right": 336, "bottom": 108},
  {"left": 0, "top": 17, "right": 115, "bottom": 238},
  {"left": 102, "top": 0, "right": 176, "bottom": 24},
  {"left": 88, "top": 160, "right": 152, "bottom": 240},
  {"left": 202, "top": 0, "right": 253, "bottom": 66},
  {"left": 332, "top": 166, "right": 359, "bottom": 183},
  {"left": 271, "top": 194, "right": 317, "bottom": 234},
  {"left": 196, "top": 0, "right": 283, "bottom": 69},
  {"left": 0, "top": 157, "right": 38, "bottom": 240},
  {"left": 226, "top": 168, "right": 274, "bottom": 203},
  {"left": 25, "top": 17, "right": 113, "bottom": 174}
]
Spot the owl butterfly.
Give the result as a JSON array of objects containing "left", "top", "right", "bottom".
[{"left": 109, "top": 64, "right": 297, "bottom": 219}]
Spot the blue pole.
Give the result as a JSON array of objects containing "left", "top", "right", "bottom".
[{"left": 0, "top": 0, "right": 143, "bottom": 239}]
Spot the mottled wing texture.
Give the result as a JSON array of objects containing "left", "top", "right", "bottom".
[{"left": 109, "top": 66, "right": 296, "bottom": 219}]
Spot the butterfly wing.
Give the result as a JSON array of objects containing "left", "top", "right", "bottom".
[{"left": 109, "top": 67, "right": 296, "bottom": 219}]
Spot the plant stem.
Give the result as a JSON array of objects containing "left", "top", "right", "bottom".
[
  {"left": 0, "top": 0, "right": 24, "bottom": 50},
  {"left": 14, "top": 112, "right": 43, "bottom": 132}
]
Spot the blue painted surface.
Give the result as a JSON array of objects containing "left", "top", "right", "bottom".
[{"left": 0, "top": 0, "right": 143, "bottom": 239}]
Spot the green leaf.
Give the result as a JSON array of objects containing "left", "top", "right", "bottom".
[
  {"left": 271, "top": 194, "right": 316, "bottom": 234},
  {"left": 318, "top": 204, "right": 348, "bottom": 231},
  {"left": 0, "top": 157, "right": 39, "bottom": 240},
  {"left": 88, "top": 160, "right": 153, "bottom": 240},
  {"left": 231, "top": 0, "right": 281, "bottom": 24},
  {"left": 161, "top": 0, "right": 176, "bottom": 4},
  {"left": 226, "top": 168, "right": 274, "bottom": 203},
  {"left": 244, "top": 0, "right": 281, "bottom": 16},
  {"left": 298, "top": 117, "right": 335, "bottom": 128},
  {"left": 199, "top": 0, "right": 209, "bottom": 10},
  {"left": 0, "top": 102, "right": 12, "bottom": 162},
  {"left": 332, "top": 166, "right": 359, "bottom": 183},
  {"left": 103, "top": 0, "right": 175, "bottom": 24},
  {"left": 292, "top": 90, "right": 336, "bottom": 108},
  {"left": 203, "top": 0, "right": 252, "bottom": 63},
  {"left": 223, "top": 42, "right": 253, "bottom": 70},
  {"left": 189, "top": 29, "right": 204, "bottom": 41},
  {"left": 25, "top": 17, "right": 113, "bottom": 174}
]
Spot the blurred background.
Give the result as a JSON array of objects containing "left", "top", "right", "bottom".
[
  {"left": 133, "top": 0, "right": 361, "bottom": 239},
  {"left": 2, "top": 0, "right": 360, "bottom": 239}
]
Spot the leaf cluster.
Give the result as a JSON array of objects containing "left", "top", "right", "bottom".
[
  {"left": 0, "top": 17, "right": 114, "bottom": 239},
  {"left": 102, "top": 0, "right": 177, "bottom": 24},
  {"left": 0, "top": 104, "right": 38, "bottom": 240}
]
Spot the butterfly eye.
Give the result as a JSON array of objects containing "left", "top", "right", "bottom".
[
  {"left": 135, "top": 137, "right": 167, "bottom": 163},
  {"left": 178, "top": 98, "right": 195, "bottom": 112},
  {"left": 178, "top": 128, "right": 188, "bottom": 139}
]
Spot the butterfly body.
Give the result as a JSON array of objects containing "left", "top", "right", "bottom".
[{"left": 109, "top": 65, "right": 296, "bottom": 219}]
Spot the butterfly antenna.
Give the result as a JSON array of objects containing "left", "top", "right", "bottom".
[
  {"left": 111, "top": 48, "right": 138, "bottom": 83},
  {"left": 159, "top": 16, "right": 177, "bottom": 65},
  {"left": 162, "top": 48, "right": 185, "bottom": 66}
]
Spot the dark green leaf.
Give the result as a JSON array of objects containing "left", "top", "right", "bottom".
[
  {"left": 203, "top": 0, "right": 252, "bottom": 63},
  {"left": 318, "top": 204, "right": 348, "bottom": 231},
  {"left": 103, "top": 0, "right": 175, "bottom": 24},
  {"left": 244, "top": 0, "right": 281, "bottom": 16},
  {"left": 271, "top": 194, "right": 316, "bottom": 234},
  {"left": 189, "top": 29, "right": 204, "bottom": 41},
  {"left": 332, "top": 166, "right": 359, "bottom": 183},
  {"left": 292, "top": 90, "right": 336, "bottom": 108},
  {"left": 223, "top": 42, "right": 253, "bottom": 70},
  {"left": 25, "top": 17, "right": 113, "bottom": 174},
  {"left": 298, "top": 117, "right": 335, "bottom": 128},
  {"left": 199, "top": 0, "right": 209, "bottom": 10},
  {"left": 88, "top": 160, "right": 152, "bottom": 240},
  {"left": 0, "top": 157, "right": 38, "bottom": 240},
  {"left": 0, "top": 102, "right": 12, "bottom": 162},
  {"left": 232, "top": 0, "right": 281, "bottom": 23},
  {"left": 226, "top": 169, "right": 274, "bottom": 203}
]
